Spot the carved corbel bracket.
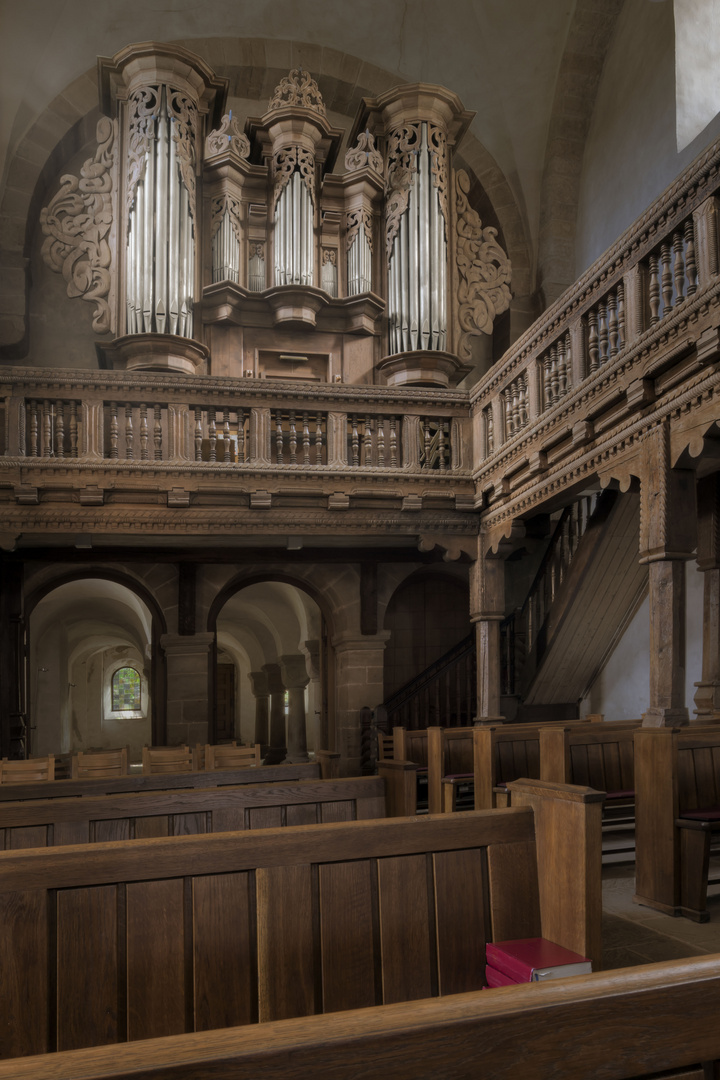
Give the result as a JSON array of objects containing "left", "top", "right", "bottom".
[{"left": 417, "top": 535, "right": 476, "bottom": 561}]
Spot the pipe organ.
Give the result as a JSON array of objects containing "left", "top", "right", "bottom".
[{"left": 43, "top": 43, "right": 511, "bottom": 386}]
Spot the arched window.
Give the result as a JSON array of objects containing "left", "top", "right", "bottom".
[{"left": 111, "top": 666, "right": 141, "bottom": 711}]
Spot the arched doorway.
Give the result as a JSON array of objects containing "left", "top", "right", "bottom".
[
  {"left": 211, "top": 580, "right": 327, "bottom": 762},
  {"left": 28, "top": 577, "right": 160, "bottom": 761}
]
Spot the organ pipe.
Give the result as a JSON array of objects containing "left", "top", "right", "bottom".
[
  {"left": 126, "top": 85, "right": 196, "bottom": 338},
  {"left": 388, "top": 123, "right": 447, "bottom": 354},
  {"left": 274, "top": 170, "right": 314, "bottom": 286}
]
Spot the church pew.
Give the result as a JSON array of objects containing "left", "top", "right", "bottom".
[
  {"left": 0, "top": 778, "right": 602, "bottom": 1060},
  {"left": 0, "top": 758, "right": 336, "bottom": 802},
  {"left": 0, "top": 771, "right": 417, "bottom": 850},
  {"left": 634, "top": 726, "right": 720, "bottom": 920},
  {"left": 539, "top": 720, "right": 639, "bottom": 806},
  {"left": 2, "top": 954, "right": 718, "bottom": 1080}
]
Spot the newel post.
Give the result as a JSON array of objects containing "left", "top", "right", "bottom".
[{"left": 471, "top": 532, "right": 506, "bottom": 723}]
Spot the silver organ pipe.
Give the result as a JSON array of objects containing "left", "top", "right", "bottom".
[
  {"left": 347, "top": 229, "right": 372, "bottom": 295},
  {"left": 125, "top": 85, "right": 196, "bottom": 338},
  {"left": 211, "top": 201, "right": 240, "bottom": 285},
  {"left": 274, "top": 169, "right": 314, "bottom": 286},
  {"left": 388, "top": 122, "right": 447, "bottom": 354}
]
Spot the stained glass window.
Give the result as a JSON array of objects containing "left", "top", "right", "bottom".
[{"left": 112, "top": 666, "right": 141, "bottom": 711}]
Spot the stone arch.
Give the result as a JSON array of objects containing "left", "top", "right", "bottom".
[
  {"left": 536, "top": 0, "right": 625, "bottom": 308},
  {"left": 1, "top": 35, "right": 531, "bottom": 358},
  {"left": 26, "top": 567, "right": 167, "bottom": 746}
]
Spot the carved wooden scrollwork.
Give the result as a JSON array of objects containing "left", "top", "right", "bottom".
[
  {"left": 344, "top": 130, "right": 383, "bottom": 174},
  {"left": 205, "top": 112, "right": 251, "bottom": 159},
  {"left": 40, "top": 115, "right": 117, "bottom": 335},
  {"left": 454, "top": 169, "right": 512, "bottom": 358},
  {"left": 346, "top": 208, "right": 373, "bottom": 253},
  {"left": 428, "top": 124, "right": 449, "bottom": 226},
  {"left": 268, "top": 68, "right": 326, "bottom": 115},
  {"left": 272, "top": 146, "right": 316, "bottom": 208},
  {"left": 168, "top": 89, "right": 199, "bottom": 219},
  {"left": 385, "top": 124, "right": 420, "bottom": 258},
  {"left": 126, "top": 86, "right": 158, "bottom": 211},
  {"left": 211, "top": 195, "right": 242, "bottom": 240}
]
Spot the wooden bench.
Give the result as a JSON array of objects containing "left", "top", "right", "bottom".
[
  {"left": 635, "top": 726, "right": 720, "bottom": 921},
  {"left": 0, "top": 772, "right": 416, "bottom": 850},
  {"left": 0, "top": 755, "right": 55, "bottom": 783},
  {"left": 0, "top": 759, "right": 336, "bottom": 802},
  {"left": 71, "top": 747, "right": 129, "bottom": 779},
  {"left": 0, "top": 778, "right": 602, "bottom": 1060},
  {"left": 539, "top": 720, "right": 639, "bottom": 808},
  {"left": 4, "top": 955, "right": 719, "bottom": 1080}
]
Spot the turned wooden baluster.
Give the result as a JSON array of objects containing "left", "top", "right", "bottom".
[
  {"left": 685, "top": 218, "right": 698, "bottom": 296},
  {"left": 208, "top": 410, "right": 217, "bottom": 463},
  {"left": 389, "top": 416, "right": 398, "bottom": 467},
  {"left": 673, "top": 229, "right": 685, "bottom": 305},
  {"left": 314, "top": 412, "right": 323, "bottom": 464},
  {"left": 559, "top": 335, "right": 569, "bottom": 396},
  {"left": 237, "top": 408, "right": 246, "bottom": 464},
  {"left": 504, "top": 389, "right": 513, "bottom": 436},
  {"left": 109, "top": 402, "right": 119, "bottom": 459},
  {"left": 423, "top": 417, "right": 432, "bottom": 467},
  {"left": 363, "top": 414, "right": 373, "bottom": 466},
  {"left": 438, "top": 421, "right": 447, "bottom": 471},
  {"left": 513, "top": 381, "right": 522, "bottom": 431},
  {"left": 617, "top": 282, "right": 625, "bottom": 348},
  {"left": 194, "top": 407, "right": 203, "bottom": 461},
  {"left": 550, "top": 345, "right": 560, "bottom": 402},
  {"left": 519, "top": 378, "right": 528, "bottom": 427},
  {"left": 43, "top": 399, "right": 52, "bottom": 457},
  {"left": 543, "top": 354, "right": 552, "bottom": 409},
  {"left": 588, "top": 309, "right": 599, "bottom": 372},
  {"left": 222, "top": 408, "right": 230, "bottom": 463},
  {"left": 288, "top": 411, "right": 297, "bottom": 464},
  {"left": 302, "top": 411, "right": 310, "bottom": 466},
  {"left": 660, "top": 240, "right": 673, "bottom": 314},
  {"left": 351, "top": 414, "right": 359, "bottom": 466},
  {"left": 55, "top": 401, "right": 65, "bottom": 459},
  {"left": 69, "top": 400, "right": 78, "bottom": 458},
  {"left": 139, "top": 404, "right": 149, "bottom": 460},
  {"left": 275, "top": 410, "right": 284, "bottom": 464},
  {"left": 649, "top": 253, "right": 661, "bottom": 324},
  {"left": 376, "top": 416, "right": 385, "bottom": 466},
  {"left": 486, "top": 407, "right": 494, "bottom": 454},
  {"left": 28, "top": 400, "right": 38, "bottom": 457},
  {"left": 607, "top": 292, "right": 618, "bottom": 358},
  {"left": 598, "top": 301, "right": 609, "bottom": 365},
  {"left": 125, "top": 403, "right": 134, "bottom": 460},
  {"left": 153, "top": 404, "right": 163, "bottom": 460}
]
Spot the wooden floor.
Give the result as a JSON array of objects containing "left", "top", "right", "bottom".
[{"left": 603, "top": 857, "right": 720, "bottom": 969}]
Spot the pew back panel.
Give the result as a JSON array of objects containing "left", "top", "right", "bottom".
[
  {"left": 0, "top": 807, "right": 543, "bottom": 1059},
  {"left": 0, "top": 777, "right": 392, "bottom": 850}
]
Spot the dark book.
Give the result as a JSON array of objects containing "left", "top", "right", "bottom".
[
  {"left": 486, "top": 938, "right": 592, "bottom": 982},
  {"left": 485, "top": 963, "right": 517, "bottom": 987}
]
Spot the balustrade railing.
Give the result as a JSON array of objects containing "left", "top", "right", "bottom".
[
  {"left": 0, "top": 377, "right": 468, "bottom": 476},
  {"left": 473, "top": 135, "right": 720, "bottom": 461}
]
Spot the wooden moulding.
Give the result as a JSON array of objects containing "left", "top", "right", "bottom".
[{"left": 4, "top": 954, "right": 720, "bottom": 1079}]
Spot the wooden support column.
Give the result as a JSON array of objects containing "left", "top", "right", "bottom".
[
  {"left": 640, "top": 420, "right": 697, "bottom": 727},
  {"left": 262, "top": 662, "right": 286, "bottom": 765},
  {"left": 470, "top": 536, "right": 505, "bottom": 723},
  {"left": 694, "top": 473, "right": 720, "bottom": 722}
]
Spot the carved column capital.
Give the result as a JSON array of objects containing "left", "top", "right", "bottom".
[{"left": 639, "top": 419, "right": 697, "bottom": 562}]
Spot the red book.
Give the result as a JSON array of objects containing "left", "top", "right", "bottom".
[
  {"left": 486, "top": 938, "right": 592, "bottom": 983},
  {"left": 485, "top": 964, "right": 517, "bottom": 987}
]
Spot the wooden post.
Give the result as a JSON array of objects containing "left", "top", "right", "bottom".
[
  {"left": 639, "top": 419, "right": 697, "bottom": 726},
  {"left": 633, "top": 727, "right": 680, "bottom": 915},
  {"left": 473, "top": 724, "right": 500, "bottom": 809},
  {"left": 694, "top": 473, "right": 720, "bottom": 722},
  {"left": 471, "top": 538, "right": 505, "bottom": 722},
  {"left": 427, "top": 726, "right": 443, "bottom": 814},
  {"left": 377, "top": 760, "right": 418, "bottom": 816},
  {"left": 507, "top": 777, "right": 604, "bottom": 971}
]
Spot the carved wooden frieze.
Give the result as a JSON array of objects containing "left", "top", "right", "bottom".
[
  {"left": 454, "top": 169, "right": 512, "bottom": 358},
  {"left": 125, "top": 86, "right": 157, "bottom": 212},
  {"left": 344, "top": 130, "right": 383, "bottom": 174},
  {"left": 40, "top": 115, "right": 117, "bottom": 335},
  {"left": 205, "top": 112, "right": 251, "bottom": 159},
  {"left": 168, "top": 88, "right": 200, "bottom": 220},
  {"left": 268, "top": 68, "right": 326, "bottom": 115}
]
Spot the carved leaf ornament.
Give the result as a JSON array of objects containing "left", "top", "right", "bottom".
[
  {"left": 272, "top": 145, "right": 316, "bottom": 209},
  {"left": 205, "top": 111, "right": 251, "bottom": 159},
  {"left": 345, "top": 130, "right": 383, "bottom": 174},
  {"left": 40, "top": 116, "right": 116, "bottom": 334},
  {"left": 455, "top": 169, "right": 512, "bottom": 357},
  {"left": 268, "top": 68, "right": 326, "bottom": 115}
]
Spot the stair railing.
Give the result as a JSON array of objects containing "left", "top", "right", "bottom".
[{"left": 376, "top": 633, "right": 475, "bottom": 732}]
